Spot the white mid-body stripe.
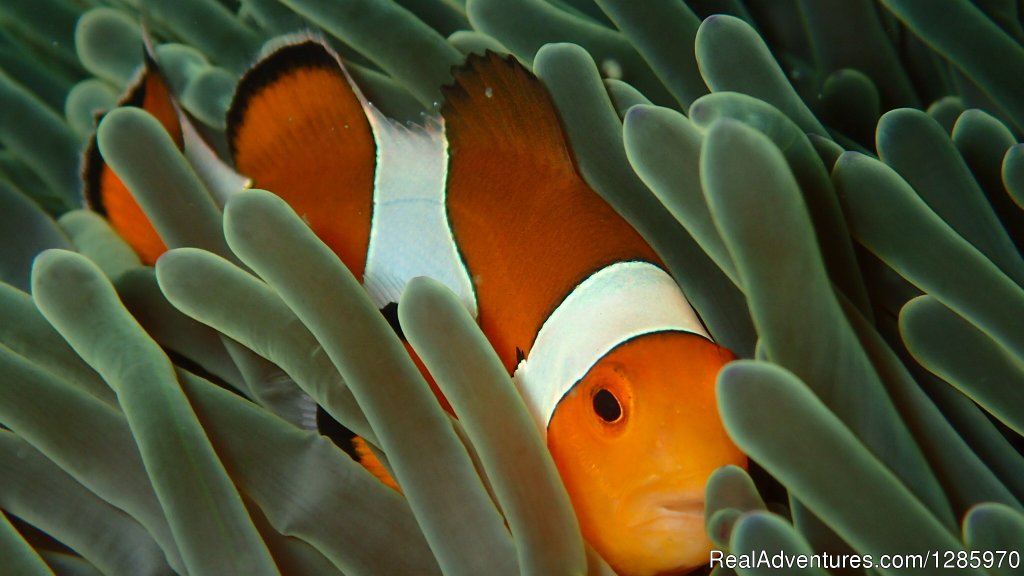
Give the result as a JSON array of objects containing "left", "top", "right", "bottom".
[
  {"left": 361, "top": 105, "right": 477, "bottom": 316},
  {"left": 513, "top": 261, "right": 708, "bottom": 434}
]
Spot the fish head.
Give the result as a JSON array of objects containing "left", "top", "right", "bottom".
[{"left": 546, "top": 330, "right": 745, "bottom": 576}]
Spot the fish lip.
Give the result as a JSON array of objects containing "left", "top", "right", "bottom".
[
  {"left": 628, "top": 490, "right": 706, "bottom": 530},
  {"left": 616, "top": 489, "right": 710, "bottom": 576},
  {"left": 653, "top": 495, "right": 705, "bottom": 520},
  {"left": 658, "top": 498, "right": 704, "bottom": 517}
]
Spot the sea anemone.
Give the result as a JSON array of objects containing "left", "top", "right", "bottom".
[{"left": 1, "top": 1, "right": 1022, "bottom": 575}]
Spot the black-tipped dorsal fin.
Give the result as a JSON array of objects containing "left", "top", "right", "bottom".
[
  {"left": 226, "top": 37, "right": 376, "bottom": 278},
  {"left": 440, "top": 51, "right": 660, "bottom": 372},
  {"left": 441, "top": 51, "right": 577, "bottom": 181}
]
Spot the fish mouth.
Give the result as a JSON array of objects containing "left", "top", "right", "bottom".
[
  {"left": 623, "top": 491, "right": 710, "bottom": 575},
  {"left": 628, "top": 491, "right": 706, "bottom": 531},
  {"left": 658, "top": 495, "right": 705, "bottom": 516},
  {"left": 603, "top": 487, "right": 711, "bottom": 576}
]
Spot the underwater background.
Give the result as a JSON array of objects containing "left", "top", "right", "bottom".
[{"left": 1, "top": 0, "right": 1024, "bottom": 574}]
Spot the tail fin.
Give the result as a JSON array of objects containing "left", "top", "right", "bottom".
[{"left": 353, "top": 436, "right": 401, "bottom": 492}]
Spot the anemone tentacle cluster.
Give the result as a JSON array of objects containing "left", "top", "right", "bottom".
[{"left": 0, "top": 1, "right": 1023, "bottom": 575}]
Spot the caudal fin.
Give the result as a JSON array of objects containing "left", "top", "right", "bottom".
[{"left": 352, "top": 436, "right": 401, "bottom": 492}]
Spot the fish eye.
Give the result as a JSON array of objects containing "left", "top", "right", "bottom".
[{"left": 592, "top": 388, "right": 622, "bottom": 423}]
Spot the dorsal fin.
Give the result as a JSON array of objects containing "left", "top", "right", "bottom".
[
  {"left": 441, "top": 52, "right": 577, "bottom": 183},
  {"left": 226, "top": 37, "right": 376, "bottom": 279},
  {"left": 441, "top": 52, "right": 660, "bottom": 373},
  {"left": 83, "top": 51, "right": 181, "bottom": 265}
]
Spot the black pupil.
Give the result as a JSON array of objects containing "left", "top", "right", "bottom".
[{"left": 593, "top": 389, "right": 622, "bottom": 422}]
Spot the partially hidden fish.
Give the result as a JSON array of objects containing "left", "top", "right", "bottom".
[
  {"left": 84, "top": 43, "right": 249, "bottom": 266},
  {"left": 87, "top": 36, "right": 747, "bottom": 576},
  {"left": 83, "top": 50, "right": 179, "bottom": 265}
]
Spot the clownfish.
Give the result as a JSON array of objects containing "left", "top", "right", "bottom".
[
  {"left": 85, "top": 36, "right": 746, "bottom": 576},
  {"left": 83, "top": 51, "right": 178, "bottom": 264},
  {"left": 84, "top": 47, "right": 248, "bottom": 265}
]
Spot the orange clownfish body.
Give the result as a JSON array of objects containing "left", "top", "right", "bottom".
[
  {"left": 83, "top": 53, "right": 179, "bottom": 264},
  {"left": 89, "top": 37, "right": 746, "bottom": 576}
]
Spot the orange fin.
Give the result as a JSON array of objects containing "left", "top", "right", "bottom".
[
  {"left": 441, "top": 52, "right": 577, "bottom": 183},
  {"left": 226, "top": 37, "right": 376, "bottom": 279},
  {"left": 441, "top": 52, "right": 660, "bottom": 371},
  {"left": 352, "top": 436, "right": 401, "bottom": 492},
  {"left": 83, "top": 52, "right": 181, "bottom": 265}
]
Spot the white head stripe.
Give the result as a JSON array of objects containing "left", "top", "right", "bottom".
[
  {"left": 361, "top": 105, "right": 477, "bottom": 316},
  {"left": 512, "top": 261, "right": 708, "bottom": 435}
]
